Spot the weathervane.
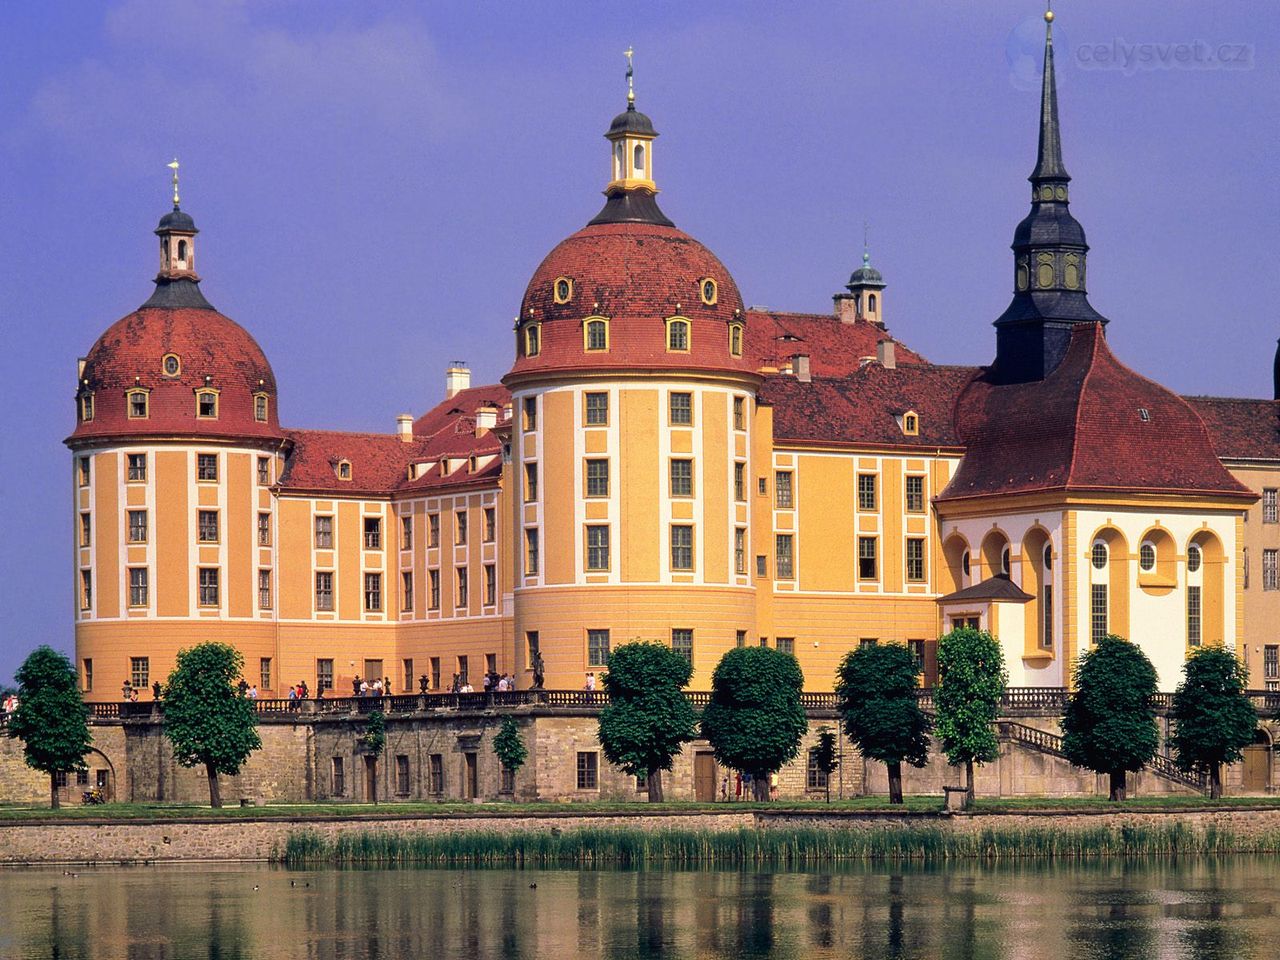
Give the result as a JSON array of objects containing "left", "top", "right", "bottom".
[
  {"left": 625, "top": 46, "right": 635, "bottom": 105},
  {"left": 167, "top": 158, "right": 180, "bottom": 208}
]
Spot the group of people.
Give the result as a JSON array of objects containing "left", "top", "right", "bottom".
[
  {"left": 720, "top": 771, "right": 780, "bottom": 801},
  {"left": 236, "top": 679, "right": 313, "bottom": 703},
  {"left": 2, "top": 693, "right": 17, "bottom": 715},
  {"left": 353, "top": 676, "right": 389, "bottom": 697}
]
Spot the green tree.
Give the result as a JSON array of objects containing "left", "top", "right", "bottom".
[
  {"left": 701, "top": 646, "right": 807, "bottom": 801},
  {"left": 493, "top": 715, "right": 528, "bottom": 791},
  {"left": 835, "top": 644, "right": 930, "bottom": 804},
  {"left": 1169, "top": 646, "right": 1257, "bottom": 799},
  {"left": 811, "top": 726, "right": 840, "bottom": 803},
  {"left": 935, "top": 627, "right": 1007, "bottom": 804},
  {"left": 362, "top": 710, "right": 386, "bottom": 803},
  {"left": 1061, "top": 635, "right": 1159, "bottom": 801},
  {"left": 163, "top": 642, "right": 261, "bottom": 808},
  {"left": 7, "top": 647, "right": 92, "bottom": 809},
  {"left": 598, "top": 641, "right": 697, "bottom": 802}
]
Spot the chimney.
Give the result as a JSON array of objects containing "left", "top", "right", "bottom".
[
  {"left": 833, "top": 293, "right": 859, "bottom": 325},
  {"left": 877, "top": 339, "right": 896, "bottom": 370},
  {"left": 445, "top": 361, "right": 471, "bottom": 399},
  {"left": 793, "top": 354, "right": 812, "bottom": 383},
  {"left": 396, "top": 414, "right": 414, "bottom": 442},
  {"left": 474, "top": 403, "right": 498, "bottom": 436}
]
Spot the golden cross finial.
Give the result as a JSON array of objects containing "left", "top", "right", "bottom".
[
  {"left": 167, "top": 158, "right": 180, "bottom": 208},
  {"left": 625, "top": 46, "right": 635, "bottom": 104}
]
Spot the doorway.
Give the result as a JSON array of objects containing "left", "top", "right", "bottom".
[
  {"left": 364, "top": 756, "right": 378, "bottom": 802},
  {"left": 1242, "top": 730, "right": 1272, "bottom": 793},
  {"left": 463, "top": 752, "right": 478, "bottom": 799},
  {"left": 694, "top": 752, "right": 717, "bottom": 802}
]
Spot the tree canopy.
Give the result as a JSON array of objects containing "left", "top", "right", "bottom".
[
  {"left": 1061, "top": 635, "right": 1159, "bottom": 801},
  {"left": 598, "top": 641, "right": 697, "bottom": 802},
  {"left": 811, "top": 726, "right": 840, "bottom": 802},
  {"left": 1169, "top": 646, "right": 1257, "bottom": 799},
  {"left": 493, "top": 716, "right": 528, "bottom": 773},
  {"left": 834, "top": 643, "right": 929, "bottom": 804},
  {"left": 8, "top": 646, "right": 92, "bottom": 809},
  {"left": 700, "top": 646, "right": 807, "bottom": 800},
  {"left": 163, "top": 642, "right": 261, "bottom": 808},
  {"left": 935, "top": 627, "right": 1007, "bottom": 803}
]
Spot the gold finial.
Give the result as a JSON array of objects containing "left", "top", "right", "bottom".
[
  {"left": 625, "top": 46, "right": 635, "bottom": 104},
  {"left": 167, "top": 158, "right": 180, "bottom": 208},
  {"left": 1044, "top": 0, "right": 1054, "bottom": 23}
]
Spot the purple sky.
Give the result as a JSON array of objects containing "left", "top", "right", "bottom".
[{"left": 0, "top": 2, "right": 1275, "bottom": 683}]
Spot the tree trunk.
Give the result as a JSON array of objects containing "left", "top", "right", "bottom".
[
  {"left": 825, "top": 778, "right": 831, "bottom": 804},
  {"left": 1209, "top": 764, "right": 1222, "bottom": 800},
  {"left": 206, "top": 762, "right": 222, "bottom": 809},
  {"left": 754, "top": 777, "right": 769, "bottom": 802},
  {"left": 1109, "top": 769, "right": 1126, "bottom": 802},
  {"left": 887, "top": 761, "right": 904, "bottom": 805},
  {"left": 50, "top": 774, "right": 60, "bottom": 810},
  {"left": 647, "top": 770, "right": 664, "bottom": 803},
  {"left": 965, "top": 759, "right": 976, "bottom": 806}
]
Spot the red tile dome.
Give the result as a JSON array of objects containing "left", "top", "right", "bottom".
[
  {"left": 506, "top": 220, "right": 754, "bottom": 381},
  {"left": 70, "top": 300, "right": 282, "bottom": 445}
]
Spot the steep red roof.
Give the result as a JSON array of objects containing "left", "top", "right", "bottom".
[
  {"left": 763, "top": 363, "right": 975, "bottom": 450},
  {"left": 506, "top": 221, "right": 753, "bottom": 381},
  {"left": 940, "top": 323, "right": 1253, "bottom": 502},
  {"left": 746, "top": 310, "right": 927, "bottom": 377},
  {"left": 69, "top": 305, "right": 281, "bottom": 445},
  {"left": 1186, "top": 397, "right": 1280, "bottom": 461}
]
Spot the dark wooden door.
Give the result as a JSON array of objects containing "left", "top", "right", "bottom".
[
  {"left": 464, "top": 752, "right": 478, "bottom": 799},
  {"left": 365, "top": 756, "right": 377, "bottom": 802},
  {"left": 1243, "top": 735, "right": 1271, "bottom": 792},
  {"left": 694, "top": 752, "right": 717, "bottom": 802}
]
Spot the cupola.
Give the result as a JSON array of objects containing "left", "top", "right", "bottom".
[
  {"left": 835, "top": 247, "right": 887, "bottom": 326},
  {"left": 589, "top": 49, "right": 673, "bottom": 228}
]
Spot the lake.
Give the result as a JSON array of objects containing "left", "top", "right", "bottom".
[{"left": 1, "top": 859, "right": 1275, "bottom": 958}]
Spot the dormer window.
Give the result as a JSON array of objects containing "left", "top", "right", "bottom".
[
  {"left": 162, "top": 354, "right": 181, "bottom": 377},
  {"left": 700, "top": 278, "right": 718, "bottom": 306},
  {"left": 79, "top": 392, "right": 95, "bottom": 422},
  {"left": 584, "top": 317, "right": 609, "bottom": 352},
  {"left": 553, "top": 277, "right": 573, "bottom": 304},
  {"left": 1138, "top": 408, "right": 1150, "bottom": 422},
  {"left": 524, "top": 323, "right": 541, "bottom": 358},
  {"left": 666, "top": 317, "right": 690, "bottom": 353},
  {"left": 728, "top": 323, "right": 743, "bottom": 357},
  {"left": 127, "top": 389, "right": 149, "bottom": 419},
  {"left": 196, "top": 389, "right": 219, "bottom": 419},
  {"left": 902, "top": 411, "right": 919, "bottom": 436},
  {"left": 253, "top": 392, "right": 269, "bottom": 422},
  {"left": 336, "top": 460, "right": 352, "bottom": 481}
]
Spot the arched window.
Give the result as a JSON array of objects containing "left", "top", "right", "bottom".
[
  {"left": 1139, "top": 541, "right": 1156, "bottom": 572},
  {"left": 666, "top": 318, "right": 690, "bottom": 352},
  {"left": 1042, "top": 543, "right": 1054, "bottom": 649},
  {"left": 253, "top": 393, "right": 269, "bottom": 422},
  {"left": 728, "top": 323, "right": 743, "bottom": 357},
  {"left": 868, "top": 293, "right": 877, "bottom": 312},
  {"left": 584, "top": 318, "right": 608, "bottom": 352},
  {"left": 1091, "top": 541, "right": 1108, "bottom": 570},
  {"left": 1001, "top": 546, "right": 1011, "bottom": 576},
  {"left": 79, "top": 392, "right": 95, "bottom": 422},
  {"left": 1187, "top": 544, "right": 1202, "bottom": 573},
  {"left": 177, "top": 239, "right": 188, "bottom": 261},
  {"left": 614, "top": 143, "right": 624, "bottom": 179},
  {"left": 633, "top": 143, "right": 645, "bottom": 173},
  {"left": 961, "top": 551, "right": 970, "bottom": 577},
  {"left": 337, "top": 460, "right": 352, "bottom": 481},
  {"left": 524, "top": 324, "right": 540, "bottom": 357}
]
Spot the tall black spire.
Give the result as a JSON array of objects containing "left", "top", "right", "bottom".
[{"left": 992, "top": 7, "right": 1106, "bottom": 385}]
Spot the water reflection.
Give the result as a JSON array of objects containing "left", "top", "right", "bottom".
[{"left": 0, "top": 859, "right": 1275, "bottom": 959}]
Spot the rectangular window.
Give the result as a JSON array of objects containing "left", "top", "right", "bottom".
[
  {"left": 399, "top": 515, "right": 413, "bottom": 550},
  {"left": 669, "top": 392, "right": 692, "bottom": 425},
  {"left": 1041, "top": 584, "right": 1053, "bottom": 648},
  {"left": 586, "top": 525, "right": 610, "bottom": 571},
  {"left": 197, "top": 510, "right": 219, "bottom": 543},
  {"left": 734, "top": 462, "right": 746, "bottom": 502},
  {"left": 456, "top": 568, "right": 468, "bottom": 607},
  {"left": 428, "top": 513, "right": 440, "bottom": 547},
  {"left": 1265, "top": 488, "right": 1278, "bottom": 523},
  {"left": 331, "top": 757, "right": 345, "bottom": 796},
  {"left": 756, "top": 554, "right": 767, "bottom": 577},
  {"left": 250, "top": 511, "right": 268, "bottom": 546},
  {"left": 317, "top": 658, "right": 334, "bottom": 693},
  {"left": 736, "top": 630, "right": 746, "bottom": 648},
  {"left": 198, "top": 567, "right": 219, "bottom": 606},
  {"left": 127, "top": 453, "right": 147, "bottom": 482},
  {"left": 1091, "top": 584, "right": 1109, "bottom": 644},
  {"left": 775, "top": 471, "right": 793, "bottom": 508},
  {"left": 315, "top": 572, "right": 334, "bottom": 611},
  {"left": 670, "top": 459, "right": 693, "bottom": 497},
  {"left": 670, "top": 525, "right": 694, "bottom": 571},
  {"left": 775, "top": 534, "right": 794, "bottom": 579},
  {"left": 484, "top": 507, "right": 496, "bottom": 542},
  {"left": 429, "top": 569, "right": 440, "bottom": 609},
  {"left": 907, "top": 639, "right": 925, "bottom": 672},
  {"left": 314, "top": 515, "right": 333, "bottom": 549},
  {"left": 1266, "top": 549, "right": 1279, "bottom": 592},
  {"left": 430, "top": 657, "right": 441, "bottom": 690},
  {"left": 80, "top": 512, "right": 92, "bottom": 546},
  {"left": 484, "top": 564, "right": 496, "bottom": 605},
  {"left": 83, "top": 658, "right": 93, "bottom": 692},
  {"left": 760, "top": 636, "right": 770, "bottom": 648},
  {"left": 858, "top": 537, "right": 878, "bottom": 580},
  {"left": 1266, "top": 645, "right": 1279, "bottom": 681},
  {"left": 258, "top": 569, "right": 272, "bottom": 609},
  {"left": 78, "top": 457, "right": 91, "bottom": 486},
  {"left": 455, "top": 511, "right": 467, "bottom": 544},
  {"left": 588, "top": 629, "right": 611, "bottom": 668},
  {"left": 860, "top": 638, "right": 877, "bottom": 649},
  {"left": 363, "top": 576, "right": 381, "bottom": 611},
  {"left": 197, "top": 453, "right": 218, "bottom": 482},
  {"left": 905, "top": 475, "right": 925, "bottom": 513},
  {"left": 131, "top": 656, "right": 149, "bottom": 689},
  {"left": 80, "top": 570, "right": 92, "bottom": 610},
  {"left": 1187, "top": 585, "right": 1202, "bottom": 647},
  {"left": 776, "top": 637, "right": 794, "bottom": 655},
  {"left": 53, "top": 770, "right": 68, "bottom": 789},
  {"left": 401, "top": 571, "right": 414, "bottom": 611},
  {"left": 807, "top": 748, "right": 829, "bottom": 791},
  {"left": 128, "top": 392, "right": 148, "bottom": 418},
  {"left": 586, "top": 459, "right": 610, "bottom": 497},
  {"left": 125, "top": 506, "right": 147, "bottom": 545},
  {"left": 523, "top": 397, "right": 537, "bottom": 431},
  {"left": 259, "top": 657, "right": 271, "bottom": 692},
  {"left": 197, "top": 391, "right": 218, "bottom": 418},
  {"left": 429, "top": 754, "right": 444, "bottom": 795},
  {"left": 735, "top": 527, "right": 747, "bottom": 574},
  {"left": 585, "top": 392, "right": 609, "bottom": 426},
  {"left": 1245, "top": 548, "right": 1250, "bottom": 590},
  {"left": 128, "top": 567, "right": 148, "bottom": 607},
  {"left": 526, "top": 529, "right": 540, "bottom": 575},
  {"left": 857, "top": 474, "right": 877, "bottom": 511},
  {"left": 576, "top": 751, "right": 599, "bottom": 790},
  {"left": 363, "top": 517, "right": 382, "bottom": 550},
  {"left": 457, "top": 655, "right": 469, "bottom": 685},
  {"left": 501, "top": 767, "right": 516, "bottom": 793},
  {"left": 671, "top": 628, "right": 693, "bottom": 663},
  {"left": 396, "top": 755, "right": 410, "bottom": 795},
  {"left": 733, "top": 396, "right": 745, "bottom": 431},
  {"left": 905, "top": 538, "right": 926, "bottom": 582},
  {"left": 525, "top": 463, "right": 539, "bottom": 501},
  {"left": 758, "top": 477, "right": 768, "bottom": 497},
  {"left": 257, "top": 457, "right": 270, "bottom": 485}
]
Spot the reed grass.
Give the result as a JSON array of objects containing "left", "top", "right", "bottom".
[{"left": 281, "top": 822, "right": 1280, "bottom": 866}]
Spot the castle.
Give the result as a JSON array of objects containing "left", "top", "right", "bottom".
[{"left": 67, "top": 13, "right": 1280, "bottom": 709}]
